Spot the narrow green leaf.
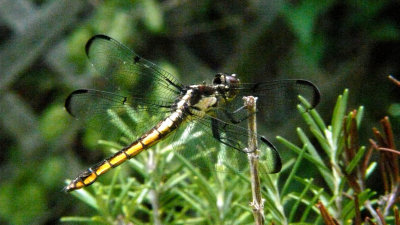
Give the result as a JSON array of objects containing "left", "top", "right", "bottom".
[
  {"left": 282, "top": 145, "right": 308, "bottom": 196},
  {"left": 335, "top": 131, "right": 346, "bottom": 160},
  {"left": 290, "top": 223, "right": 315, "bottom": 225},
  {"left": 366, "top": 162, "right": 377, "bottom": 178},
  {"left": 112, "top": 178, "right": 135, "bottom": 216},
  {"left": 297, "top": 128, "right": 323, "bottom": 162},
  {"left": 69, "top": 187, "right": 98, "bottom": 210},
  {"left": 293, "top": 176, "right": 330, "bottom": 204},
  {"left": 107, "top": 166, "right": 121, "bottom": 204},
  {"left": 356, "top": 106, "right": 364, "bottom": 128},
  {"left": 298, "top": 128, "right": 335, "bottom": 190},
  {"left": 173, "top": 189, "right": 204, "bottom": 215},
  {"left": 310, "top": 108, "right": 327, "bottom": 134},
  {"left": 263, "top": 175, "right": 286, "bottom": 222},
  {"left": 60, "top": 216, "right": 104, "bottom": 223},
  {"left": 98, "top": 140, "right": 123, "bottom": 149},
  {"left": 280, "top": 158, "right": 296, "bottom": 173},
  {"left": 345, "top": 146, "right": 366, "bottom": 174},
  {"left": 342, "top": 189, "right": 376, "bottom": 221},
  {"left": 263, "top": 172, "right": 279, "bottom": 197},
  {"left": 174, "top": 153, "right": 216, "bottom": 202},
  {"left": 93, "top": 186, "right": 111, "bottom": 218},
  {"left": 300, "top": 188, "right": 324, "bottom": 222},
  {"left": 288, "top": 178, "right": 313, "bottom": 222},
  {"left": 331, "top": 89, "right": 348, "bottom": 145},
  {"left": 298, "top": 104, "right": 321, "bottom": 135},
  {"left": 127, "top": 157, "right": 146, "bottom": 176},
  {"left": 298, "top": 95, "right": 312, "bottom": 109},
  {"left": 163, "top": 172, "right": 190, "bottom": 190},
  {"left": 277, "top": 136, "right": 329, "bottom": 173},
  {"left": 310, "top": 127, "right": 331, "bottom": 155}
]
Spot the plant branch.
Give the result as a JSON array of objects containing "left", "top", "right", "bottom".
[
  {"left": 243, "top": 96, "right": 264, "bottom": 225},
  {"left": 388, "top": 75, "right": 400, "bottom": 87}
]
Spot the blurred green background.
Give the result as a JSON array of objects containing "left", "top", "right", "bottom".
[{"left": 0, "top": 0, "right": 399, "bottom": 224}]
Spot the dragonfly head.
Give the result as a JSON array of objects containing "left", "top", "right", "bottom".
[{"left": 213, "top": 73, "right": 240, "bottom": 100}]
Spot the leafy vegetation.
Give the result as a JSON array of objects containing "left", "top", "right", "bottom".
[{"left": 61, "top": 86, "right": 400, "bottom": 224}]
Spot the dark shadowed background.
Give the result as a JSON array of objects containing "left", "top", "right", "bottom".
[{"left": 0, "top": 0, "right": 399, "bottom": 224}]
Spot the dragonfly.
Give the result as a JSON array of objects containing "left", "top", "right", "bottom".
[{"left": 64, "top": 34, "right": 320, "bottom": 192}]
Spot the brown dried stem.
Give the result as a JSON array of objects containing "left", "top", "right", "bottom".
[
  {"left": 244, "top": 96, "right": 264, "bottom": 225},
  {"left": 388, "top": 75, "right": 400, "bottom": 87},
  {"left": 371, "top": 117, "right": 400, "bottom": 217},
  {"left": 316, "top": 201, "right": 340, "bottom": 225}
]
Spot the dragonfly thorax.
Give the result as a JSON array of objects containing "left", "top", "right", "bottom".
[
  {"left": 183, "top": 73, "right": 240, "bottom": 117},
  {"left": 190, "top": 94, "right": 218, "bottom": 116}
]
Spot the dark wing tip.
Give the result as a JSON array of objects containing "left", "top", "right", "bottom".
[
  {"left": 65, "top": 89, "right": 89, "bottom": 117},
  {"left": 296, "top": 79, "right": 321, "bottom": 109},
  {"left": 260, "top": 136, "right": 282, "bottom": 173},
  {"left": 85, "top": 34, "right": 112, "bottom": 57}
]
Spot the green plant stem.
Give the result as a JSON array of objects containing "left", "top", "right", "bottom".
[{"left": 244, "top": 96, "right": 264, "bottom": 225}]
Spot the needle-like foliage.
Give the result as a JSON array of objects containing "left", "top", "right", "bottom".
[{"left": 62, "top": 88, "right": 400, "bottom": 225}]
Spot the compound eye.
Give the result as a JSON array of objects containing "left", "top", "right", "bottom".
[{"left": 213, "top": 74, "right": 224, "bottom": 85}]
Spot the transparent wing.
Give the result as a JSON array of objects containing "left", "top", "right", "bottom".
[
  {"left": 173, "top": 113, "right": 282, "bottom": 174},
  {"left": 65, "top": 89, "right": 172, "bottom": 143},
  {"left": 85, "top": 34, "right": 183, "bottom": 103},
  {"left": 218, "top": 79, "right": 320, "bottom": 134},
  {"left": 239, "top": 79, "right": 320, "bottom": 110},
  {"left": 66, "top": 34, "right": 185, "bottom": 143}
]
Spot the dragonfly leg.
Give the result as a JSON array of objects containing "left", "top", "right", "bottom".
[{"left": 222, "top": 107, "right": 256, "bottom": 124}]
